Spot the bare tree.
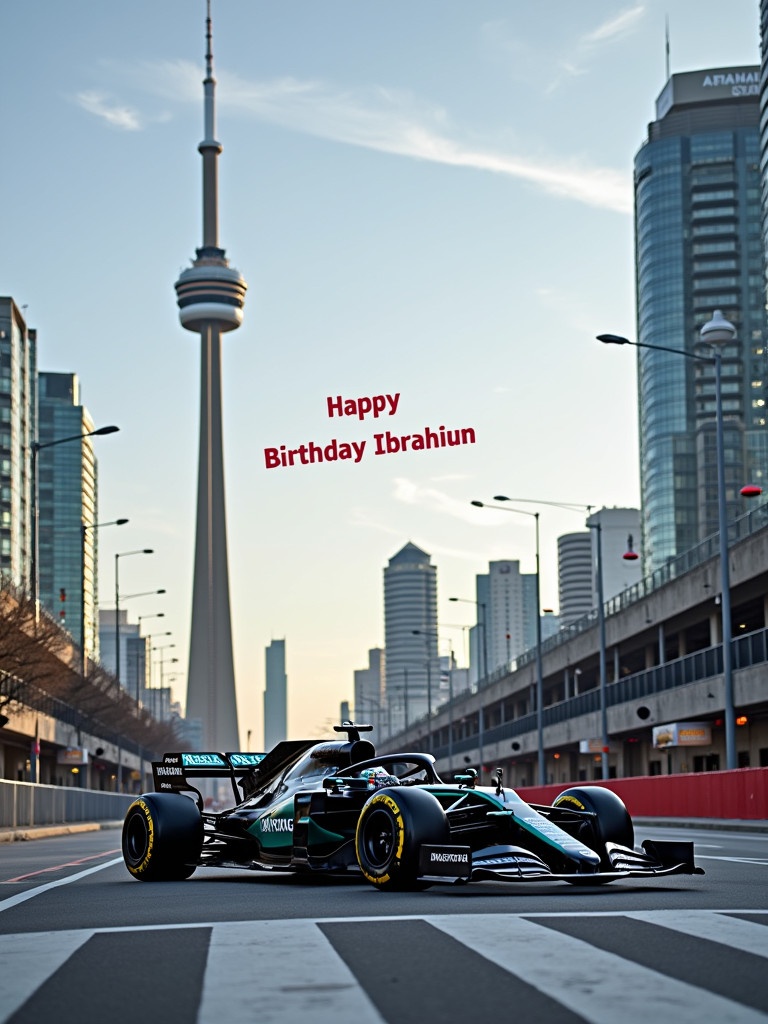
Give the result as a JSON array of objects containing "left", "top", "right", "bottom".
[
  {"left": 0, "top": 576, "right": 186, "bottom": 758},
  {"left": 0, "top": 576, "right": 74, "bottom": 718}
]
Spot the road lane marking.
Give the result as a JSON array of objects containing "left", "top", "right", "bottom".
[
  {"left": 0, "top": 857, "right": 124, "bottom": 913},
  {"left": 3, "top": 848, "right": 121, "bottom": 883},
  {"left": 695, "top": 855, "right": 768, "bottom": 865}
]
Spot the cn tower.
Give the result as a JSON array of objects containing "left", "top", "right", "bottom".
[{"left": 175, "top": 0, "right": 246, "bottom": 752}]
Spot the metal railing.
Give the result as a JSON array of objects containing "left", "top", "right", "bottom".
[
  {"left": 431, "top": 624, "right": 768, "bottom": 761},
  {"left": 0, "top": 779, "right": 133, "bottom": 829}
]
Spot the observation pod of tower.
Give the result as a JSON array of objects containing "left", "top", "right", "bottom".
[{"left": 175, "top": 247, "right": 247, "bottom": 333}]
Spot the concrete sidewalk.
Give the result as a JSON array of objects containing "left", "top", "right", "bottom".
[
  {"left": 633, "top": 817, "right": 768, "bottom": 834},
  {"left": 0, "top": 821, "right": 123, "bottom": 843}
]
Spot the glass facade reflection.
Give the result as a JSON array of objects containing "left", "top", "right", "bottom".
[
  {"left": 37, "top": 373, "right": 99, "bottom": 658},
  {"left": 0, "top": 298, "right": 35, "bottom": 586},
  {"left": 634, "top": 67, "right": 765, "bottom": 573}
]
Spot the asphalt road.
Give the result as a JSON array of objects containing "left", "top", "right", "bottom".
[{"left": 0, "top": 824, "right": 766, "bottom": 1023}]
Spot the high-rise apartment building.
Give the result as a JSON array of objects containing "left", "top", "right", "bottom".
[
  {"left": 467, "top": 560, "right": 561, "bottom": 680},
  {"left": 634, "top": 66, "right": 765, "bottom": 573},
  {"left": 383, "top": 542, "right": 438, "bottom": 735},
  {"left": 558, "top": 532, "right": 593, "bottom": 626},
  {"left": 0, "top": 298, "right": 35, "bottom": 588},
  {"left": 557, "top": 509, "right": 642, "bottom": 626},
  {"left": 37, "top": 373, "right": 101, "bottom": 657},
  {"left": 586, "top": 507, "right": 643, "bottom": 601},
  {"left": 354, "top": 647, "right": 384, "bottom": 738},
  {"left": 264, "top": 639, "right": 287, "bottom": 748},
  {"left": 98, "top": 610, "right": 147, "bottom": 700},
  {"left": 470, "top": 561, "right": 537, "bottom": 679}
]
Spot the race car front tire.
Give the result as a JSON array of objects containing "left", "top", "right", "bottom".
[
  {"left": 122, "top": 793, "right": 203, "bottom": 881},
  {"left": 355, "top": 786, "right": 449, "bottom": 891},
  {"left": 552, "top": 786, "right": 634, "bottom": 852}
]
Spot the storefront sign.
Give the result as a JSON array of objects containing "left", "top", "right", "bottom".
[{"left": 653, "top": 722, "right": 711, "bottom": 749}]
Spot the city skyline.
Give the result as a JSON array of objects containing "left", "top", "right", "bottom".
[{"left": 0, "top": 1, "right": 761, "bottom": 742}]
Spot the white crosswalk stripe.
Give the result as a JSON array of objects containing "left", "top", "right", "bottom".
[
  {"left": 429, "top": 913, "right": 768, "bottom": 1024},
  {"left": 0, "top": 929, "right": 93, "bottom": 1021},
  {"left": 626, "top": 908, "right": 768, "bottom": 957},
  {"left": 0, "top": 910, "right": 766, "bottom": 1024},
  {"left": 197, "top": 919, "right": 384, "bottom": 1024}
]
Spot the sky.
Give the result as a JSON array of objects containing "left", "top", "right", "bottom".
[{"left": 0, "top": 0, "right": 761, "bottom": 745}]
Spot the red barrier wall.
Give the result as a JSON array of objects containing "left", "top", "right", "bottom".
[{"left": 515, "top": 767, "right": 768, "bottom": 820}]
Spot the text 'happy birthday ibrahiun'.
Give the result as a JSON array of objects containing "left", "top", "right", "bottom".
[{"left": 263, "top": 393, "right": 476, "bottom": 469}]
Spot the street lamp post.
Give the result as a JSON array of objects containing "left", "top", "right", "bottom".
[
  {"left": 448, "top": 595, "right": 488, "bottom": 777},
  {"left": 411, "top": 629, "right": 435, "bottom": 752},
  {"left": 470, "top": 500, "right": 545, "bottom": 785},
  {"left": 80, "top": 517, "right": 128, "bottom": 674},
  {"left": 31, "top": 424, "right": 119, "bottom": 612},
  {"left": 413, "top": 628, "right": 457, "bottom": 774},
  {"left": 143, "top": 629, "right": 172, "bottom": 690},
  {"left": 152, "top": 643, "right": 177, "bottom": 712},
  {"left": 114, "top": 549, "right": 155, "bottom": 691},
  {"left": 598, "top": 308, "right": 738, "bottom": 770}
]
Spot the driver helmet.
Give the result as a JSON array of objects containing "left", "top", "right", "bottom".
[{"left": 359, "top": 766, "right": 400, "bottom": 790}]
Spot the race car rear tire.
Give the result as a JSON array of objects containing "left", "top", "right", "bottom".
[
  {"left": 122, "top": 793, "right": 203, "bottom": 881},
  {"left": 355, "top": 787, "right": 449, "bottom": 891},
  {"left": 553, "top": 786, "right": 634, "bottom": 850}
]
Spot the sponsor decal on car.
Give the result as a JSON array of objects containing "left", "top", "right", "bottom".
[
  {"left": 181, "top": 753, "right": 227, "bottom": 767},
  {"left": 156, "top": 766, "right": 183, "bottom": 776},
  {"left": 418, "top": 845, "right": 471, "bottom": 876},
  {"left": 228, "top": 753, "right": 266, "bottom": 767},
  {"left": 259, "top": 816, "right": 293, "bottom": 833}
]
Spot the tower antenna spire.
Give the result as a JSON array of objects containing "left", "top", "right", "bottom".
[
  {"left": 205, "top": 0, "right": 214, "bottom": 81},
  {"left": 663, "top": 14, "right": 671, "bottom": 80}
]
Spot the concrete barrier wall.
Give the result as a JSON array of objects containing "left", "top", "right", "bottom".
[
  {"left": 0, "top": 779, "right": 133, "bottom": 828},
  {"left": 515, "top": 767, "right": 768, "bottom": 819}
]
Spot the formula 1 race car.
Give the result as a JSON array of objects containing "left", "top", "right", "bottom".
[{"left": 121, "top": 723, "right": 703, "bottom": 890}]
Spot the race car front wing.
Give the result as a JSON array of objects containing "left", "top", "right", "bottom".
[{"left": 417, "top": 839, "right": 704, "bottom": 884}]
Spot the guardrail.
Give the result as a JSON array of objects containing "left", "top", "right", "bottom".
[{"left": 0, "top": 779, "right": 133, "bottom": 829}]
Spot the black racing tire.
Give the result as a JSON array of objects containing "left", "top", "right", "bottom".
[
  {"left": 355, "top": 786, "right": 449, "bottom": 892},
  {"left": 122, "top": 793, "right": 203, "bottom": 882},
  {"left": 552, "top": 786, "right": 634, "bottom": 850}
]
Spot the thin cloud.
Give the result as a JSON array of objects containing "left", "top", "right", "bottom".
[
  {"left": 393, "top": 478, "right": 487, "bottom": 524},
  {"left": 112, "top": 58, "right": 631, "bottom": 214},
  {"left": 583, "top": 5, "right": 645, "bottom": 45},
  {"left": 546, "top": 5, "right": 646, "bottom": 95},
  {"left": 75, "top": 90, "right": 143, "bottom": 131}
]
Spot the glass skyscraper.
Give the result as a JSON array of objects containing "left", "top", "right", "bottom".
[
  {"left": 264, "top": 638, "right": 287, "bottom": 748},
  {"left": 634, "top": 66, "right": 765, "bottom": 572},
  {"left": 37, "top": 373, "right": 100, "bottom": 658},
  {"left": 0, "top": 298, "right": 35, "bottom": 587}
]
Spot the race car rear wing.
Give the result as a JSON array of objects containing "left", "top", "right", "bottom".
[{"left": 151, "top": 740, "right": 316, "bottom": 806}]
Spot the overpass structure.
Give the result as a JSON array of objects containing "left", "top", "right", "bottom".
[{"left": 380, "top": 505, "right": 768, "bottom": 787}]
